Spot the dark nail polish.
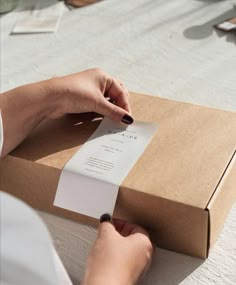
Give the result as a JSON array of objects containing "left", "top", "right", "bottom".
[
  {"left": 100, "top": 213, "right": 111, "bottom": 223},
  {"left": 122, "top": 114, "right": 134, "bottom": 125}
]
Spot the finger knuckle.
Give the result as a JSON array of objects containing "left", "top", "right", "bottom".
[
  {"left": 92, "top": 67, "right": 105, "bottom": 76},
  {"left": 140, "top": 235, "right": 153, "bottom": 253},
  {"left": 143, "top": 240, "right": 153, "bottom": 261},
  {"left": 115, "top": 91, "right": 125, "bottom": 100},
  {"left": 146, "top": 240, "right": 153, "bottom": 255}
]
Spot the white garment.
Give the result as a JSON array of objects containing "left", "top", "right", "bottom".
[
  {"left": 0, "top": 111, "right": 3, "bottom": 157},
  {"left": 0, "top": 112, "right": 72, "bottom": 285},
  {"left": 0, "top": 192, "right": 59, "bottom": 285}
]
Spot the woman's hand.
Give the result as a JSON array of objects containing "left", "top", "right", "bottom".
[
  {"left": 82, "top": 216, "right": 154, "bottom": 285},
  {"left": 50, "top": 68, "right": 133, "bottom": 124},
  {"left": 0, "top": 68, "right": 133, "bottom": 157}
]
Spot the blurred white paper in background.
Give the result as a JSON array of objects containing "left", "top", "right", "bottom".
[{"left": 12, "top": 1, "right": 65, "bottom": 34}]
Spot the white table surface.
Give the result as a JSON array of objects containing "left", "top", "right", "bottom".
[{"left": 1, "top": 0, "right": 236, "bottom": 284}]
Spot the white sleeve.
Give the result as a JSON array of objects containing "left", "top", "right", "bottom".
[
  {"left": 0, "top": 111, "right": 3, "bottom": 157},
  {"left": 0, "top": 192, "right": 64, "bottom": 285},
  {"left": 0, "top": 114, "right": 72, "bottom": 285}
]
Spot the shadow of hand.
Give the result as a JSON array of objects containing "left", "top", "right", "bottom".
[{"left": 139, "top": 248, "right": 203, "bottom": 285}]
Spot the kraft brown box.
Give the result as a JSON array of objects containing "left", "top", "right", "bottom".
[{"left": 0, "top": 93, "right": 236, "bottom": 258}]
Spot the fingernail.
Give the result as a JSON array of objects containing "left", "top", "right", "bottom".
[
  {"left": 122, "top": 114, "right": 134, "bottom": 125},
  {"left": 100, "top": 213, "right": 111, "bottom": 223}
]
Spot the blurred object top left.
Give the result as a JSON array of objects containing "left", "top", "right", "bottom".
[{"left": 0, "top": 0, "right": 18, "bottom": 14}]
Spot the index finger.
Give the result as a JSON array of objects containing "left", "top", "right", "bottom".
[{"left": 105, "top": 77, "right": 132, "bottom": 114}]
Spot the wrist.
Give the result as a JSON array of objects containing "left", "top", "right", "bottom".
[
  {"left": 82, "top": 277, "right": 130, "bottom": 285},
  {"left": 0, "top": 79, "right": 64, "bottom": 156},
  {"left": 40, "top": 77, "right": 66, "bottom": 119},
  {"left": 82, "top": 269, "right": 134, "bottom": 285}
]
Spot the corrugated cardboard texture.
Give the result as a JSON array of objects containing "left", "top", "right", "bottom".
[{"left": 0, "top": 93, "right": 236, "bottom": 257}]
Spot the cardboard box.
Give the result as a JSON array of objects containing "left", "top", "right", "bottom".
[{"left": 0, "top": 93, "right": 235, "bottom": 258}]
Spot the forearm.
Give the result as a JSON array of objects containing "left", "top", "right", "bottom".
[{"left": 0, "top": 79, "right": 62, "bottom": 157}]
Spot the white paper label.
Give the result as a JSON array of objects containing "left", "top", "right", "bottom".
[
  {"left": 54, "top": 118, "right": 158, "bottom": 219},
  {"left": 217, "top": 22, "right": 236, "bottom": 31},
  {"left": 12, "top": 1, "right": 64, "bottom": 34}
]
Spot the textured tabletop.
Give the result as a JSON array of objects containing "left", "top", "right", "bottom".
[{"left": 1, "top": 0, "right": 236, "bottom": 284}]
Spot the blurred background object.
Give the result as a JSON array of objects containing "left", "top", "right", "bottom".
[
  {"left": 65, "top": 0, "right": 101, "bottom": 8},
  {"left": 0, "top": 0, "right": 17, "bottom": 14}
]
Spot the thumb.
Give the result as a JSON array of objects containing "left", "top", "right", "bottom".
[{"left": 96, "top": 98, "right": 134, "bottom": 125}]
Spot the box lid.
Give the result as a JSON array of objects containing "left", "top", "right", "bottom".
[{"left": 10, "top": 93, "right": 236, "bottom": 209}]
